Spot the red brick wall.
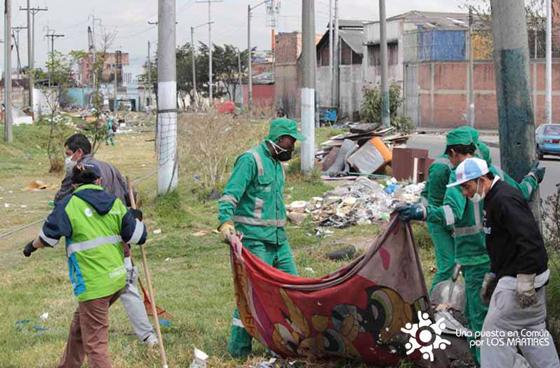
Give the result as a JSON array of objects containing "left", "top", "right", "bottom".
[{"left": 416, "top": 60, "right": 560, "bottom": 129}]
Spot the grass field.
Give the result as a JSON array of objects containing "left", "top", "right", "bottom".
[{"left": 0, "top": 117, "right": 438, "bottom": 368}]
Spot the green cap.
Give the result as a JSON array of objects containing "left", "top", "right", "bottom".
[
  {"left": 446, "top": 126, "right": 475, "bottom": 146},
  {"left": 266, "top": 118, "right": 306, "bottom": 142}
]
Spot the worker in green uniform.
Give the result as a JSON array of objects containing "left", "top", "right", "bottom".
[
  {"left": 217, "top": 118, "right": 305, "bottom": 359},
  {"left": 421, "top": 126, "right": 492, "bottom": 292},
  {"left": 398, "top": 128, "right": 542, "bottom": 364}
]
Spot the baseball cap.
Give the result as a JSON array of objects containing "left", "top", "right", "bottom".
[
  {"left": 447, "top": 158, "right": 489, "bottom": 187},
  {"left": 266, "top": 118, "right": 306, "bottom": 142}
]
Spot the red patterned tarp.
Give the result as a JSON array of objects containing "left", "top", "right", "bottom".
[{"left": 230, "top": 217, "right": 434, "bottom": 366}]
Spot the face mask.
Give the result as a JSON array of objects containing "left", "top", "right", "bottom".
[
  {"left": 64, "top": 155, "right": 77, "bottom": 172},
  {"left": 469, "top": 179, "right": 486, "bottom": 203},
  {"left": 269, "top": 141, "right": 293, "bottom": 162}
]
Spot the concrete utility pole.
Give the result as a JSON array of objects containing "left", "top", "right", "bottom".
[
  {"left": 190, "top": 27, "right": 196, "bottom": 101},
  {"left": 546, "top": 0, "right": 552, "bottom": 124},
  {"left": 4, "top": 0, "right": 13, "bottom": 143},
  {"left": 301, "top": 0, "right": 316, "bottom": 175},
  {"left": 237, "top": 47, "right": 243, "bottom": 107},
  {"left": 247, "top": 4, "right": 253, "bottom": 113},
  {"left": 333, "top": 0, "right": 339, "bottom": 108},
  {"left": 208, "top": 0, "right": 213, "bottom": 102},
  {"left": 329, "top": 0, "right": 334, "bottom": 106},
  {"left": 147, "top": 41, "right": 152, "bottom": 106},
  {"left": 12, "top": 26, "right": 27, "bottom": 79},
  {"left": 379, "top": 0, "right": 390, "bottom": 128},
  {"left": 46, "top": 32, "right": 64, "bottom": 89},
  {"left": 89, "top": 15, "right": 102, "bottom": 87},
  {"left": 157, "top": 0, "right": 178, "bottom": 195},
  {"left": 19, "top": 3, "right": 45, "bottom": 116},
  {"left": 467, "top": 7, "right": 475, "bottom": 127},
  {"left": 190, "top": 21, "right": 213, "bottom": 108},
  {"left": 490, "top": 0, "right": 540, "bottom": 215}
]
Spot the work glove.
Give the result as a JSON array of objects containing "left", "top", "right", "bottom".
[
  {"left": 528, "top": 161, "right": 546, "bottom": 183},
  {"left": 23, "top": 240, "right": 37, "bottom": 257},
  {"left": 516, "top": 273, "right": 538, "bottom": 308},
  {"left": 130, "top": 208, "right": 143, "bottom": 221},
  {"left": 395, "top": 203, "right": 426, "bottom": 222},
  {"left": 480, "top": 272, "right": 497, "bottom": 305},
  {"left": 218, "top": 221, "right": 236, "bottom": 243}
]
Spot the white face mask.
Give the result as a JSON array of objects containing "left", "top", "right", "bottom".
[
  {"left": 469, "top": 179, "right": 485, "bottom": 203},
  {"left": 64, "top": 155, "right": 77, "bottom": 172}
]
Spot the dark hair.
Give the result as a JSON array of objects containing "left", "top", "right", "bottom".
[
  {"left": 71, "top": 165, "right": 99, "bottom": 185},
  {"left": 484, "top": 172, "right": 495, "bottom": 180},
  {"left": 445, "top": 143, "right": 476, "bottom": 156},
  {"left": 65, "top": 134, "right": 92, "bottom": 155}
]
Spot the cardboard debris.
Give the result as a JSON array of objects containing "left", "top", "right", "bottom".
[
  {"left": 286, "top": 177, "right": 424, "bottom": 228},
  {"left": 318, "top": 124, "right": 409, "bottom": 177}
]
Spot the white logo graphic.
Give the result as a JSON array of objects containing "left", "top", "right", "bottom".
[
  {"left": 84, "top": 208, "right": 93, "bottom": 217},
  {"left": 401, "top": 311, "right": 451, "bottom": 362}
]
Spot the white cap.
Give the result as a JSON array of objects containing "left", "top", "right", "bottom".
[{"left": 447, "top": 157, "right": 489, "bottom": 188}]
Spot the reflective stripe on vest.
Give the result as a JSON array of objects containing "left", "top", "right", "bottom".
[
  {"left": 219, "top": 194, "right": 238, "bottom": 208},
  {"left": 524, "top": 181, "right": 534, "bottom": 197},
  {"left": 254, "top": 198, "right": 264, "bottom": 219},
  {"left": 233, "top": 216, "right": 286, "bottom": 227},
  {"left": 453, "top": 225, "right": 482, "bottom": 237},
  {"left": 442, "top": 205, "right": 455, "bottom": 226},
  {"left": 248, "top": 150, "right": 264, "bottom": 176},
  {"left": 67, "top": 235, "right": 122, "bottom": 258}
]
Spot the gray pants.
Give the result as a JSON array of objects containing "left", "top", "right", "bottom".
[
  {"left": 481, "top": 285, "right": 560, "bottom": 368},
  {"left": 121, "top": 260, "right": 155, "bottom": 341}
]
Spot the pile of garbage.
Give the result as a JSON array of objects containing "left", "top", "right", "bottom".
[
  {"left": 317, "top": 124, "right": 410, "bottom": 177},
  {"left": 287, "top": 177, "right": 425, "bottom": 228}
]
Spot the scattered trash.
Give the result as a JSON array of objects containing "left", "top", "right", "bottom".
[
  {"left": 192, "top": 230, "right": 209, "bottom": 237},
  {"left": 40, "top": 312, "right": 48, "bottom": 322},
  {"left": 165, "top": 258, "right": 172, "bottom": 262},
  {"left": 287, "top": 177, "right": 424, "bottom": 228},
  {"left": 189, "top": 347, "right": 209, "bottom": 368},
  {"left": 304, "top": 267, "right": 315, "bottom": 274},
  {"left": 25, "top": 180, "right": 49, "bottom": 191},
  {"left": 153, "top": 229, "right": 162, "bottom": 235},
  {"left": 4, "top": 203, "right": 10, "bottom": 208},
  {"left": 254, "top": 358, "right": 277, "bottom": 368},
  {"left": 327, "top": 246, "right": 357, "bottom": 261},
  {"left": 159, "top": 318, "right": 172, "bottom": 328}
]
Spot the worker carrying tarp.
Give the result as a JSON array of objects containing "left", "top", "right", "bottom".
[
  {"left": 228, "top": 216, "right": 448, "bottom": 366},
  {"left": 217, "top": 118, "right": 305, "bottom": 358},
  {"left": 420, "top": 126, "right": 492, "bottom": 292},
  {"left": 398, "top": 127, "right": 542, "bottom": 364}
]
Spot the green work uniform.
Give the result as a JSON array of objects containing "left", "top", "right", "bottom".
[
  {"left": 423, "top": 154, "right": 455, "bottom": 291},
  {"left": 218, "top": 141, "right": 298, "bottom": 358},
  {"left": 421, "top": 132, "right": 491, "bottom": 292},
  {"left": 426, "top": 165, "right": 537, "bottom": 363}
]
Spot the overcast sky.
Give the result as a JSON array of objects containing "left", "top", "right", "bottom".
[{"left": 2, "top": 0, "right": 468, "bottom": 79}]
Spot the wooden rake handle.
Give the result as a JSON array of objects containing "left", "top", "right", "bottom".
[{"left": 127, "top": 178, "right": 169, "bottom": 368}]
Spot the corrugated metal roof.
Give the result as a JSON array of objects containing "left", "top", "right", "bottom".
[{"left": 339, "top": 30, "right": 364, "bottom": 55}]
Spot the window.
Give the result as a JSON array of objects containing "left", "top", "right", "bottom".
[
  {"left": 544, "top": 125, "right": 560, "bottom": 135},
  {"left": 368, "top": 42, "right": 399, "bottom": 66}
]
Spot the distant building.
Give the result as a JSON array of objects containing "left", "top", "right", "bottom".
[{"left": 76, "top": 51, "right": 130, "bottom": 87}]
